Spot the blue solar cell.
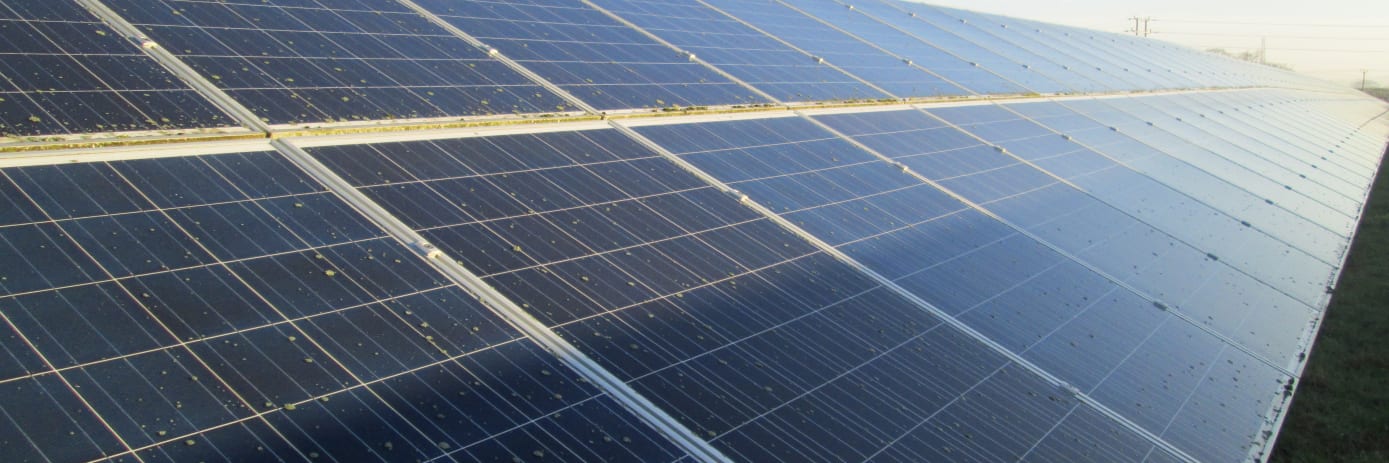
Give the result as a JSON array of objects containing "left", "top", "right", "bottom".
[
  {"left": 1062, "top": 97, "right": 1361, "bottom": 235},
  {"left": 778, "top": 0, "right": 1027, "bottom": 95},
  {"left": 309, "top": 128, "right": 1187, "bottom": 462},
  {"left": 926, "top": 104, "right": 1341, "bottom": 308},
  {"left": 588, "top": 0, "right": 889, "bottom": 102},
  {"left": 0, "top": 149, "right": 689, "bottom": 462},
  {"left": 638, "top": 114, "right": 1292, "bottom": 462},
  {"left": 0, "top": 1, "right": 232, "bottom": 137},
  {"left": 413, "top": 0, "right": 770, "bottom": 110},
  {"left": 817, "top": 109, "right": 1318, "bottom": 361},
  {"left": 839, "top": 0, "right": 1070, "bottom": 94},
  {"left": 700, "top": 0, "right": 969, "bottom": 98},
  {"left": 101, "top": 0, "right": 571, "bottom": 124},
  {"left": 930, "top": 8, "right": 1159, "bottom": 92}
]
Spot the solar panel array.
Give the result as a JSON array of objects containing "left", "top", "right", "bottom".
[{"left": 2, "top": 0, "right": 1388, "bottom": 462}]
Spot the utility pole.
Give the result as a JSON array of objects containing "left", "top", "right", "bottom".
[
  {"left": 1364, "top": 69, "right": 1370, "bottom": 90},
  {"left": 1260, "top": 37, "right": 1267, "bottom": 64},
  {"left": 1127, "top": 16, "right": 1152, "bottom": 37}
]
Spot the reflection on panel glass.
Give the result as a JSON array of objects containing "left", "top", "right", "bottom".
[
  {"left": 0, "top": 150, "right": 687, "bottom": 462},
  {"left": 640, "top": 115, "right": 1290, "bottom": 463},
  {"left": 778, "top": 0, "right": 1026, "bottom": 95},
  {"left": 819, "top": 108, "right": 1319, "bottom": 369},
  {"left": 927, "top": 103, "right": 1339, "bottom": 308},
  {"left": 589, "top": 0, "right": 889, "bottom": 102},
  {"left": 310, "top": 128, "right": 1182, "bottom": 462},
  {"left": 101, "top": 0, "right": 569, "bottom": 125},
  {"left": 0, "top": 1, "right": 231, "bottom": 136},
  {"left": 414, "top": 0, "right": 768, "bottom": 110},
  {"left": 700, "top": 0, "right": 968, "bottom": 98}
]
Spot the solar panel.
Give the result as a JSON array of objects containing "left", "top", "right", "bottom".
[
  {"left": 410, "top": 0, "right": 770, "bottom": 111},
  {"left": 2, "top": 0, "right": 1387, "bottom": 461},
  {"left": 776, "top": 0, "right": 1027, "bottom": 95},
  {"left": 587, "top": 0, "right": 889, "bottom": 103},
  {"left": 833, "top": 0, "right": 1069, "bottom": 94},
  {"left": 1058, "top": 97, "right": 1363, "bottom": 234},
  {"left": 306, "top": 127, "right": 1188, "bottom": 462},
  {"left": 0, "top": 1, "right": 232, "bottom": 138},
  {"left": 923, "top": 103, "right": 1341, "bottom": 310},
  {"left": 931, "top": 9, "right": 1167, "bottom": 91},
  {"left": 1005, "top": 99, "right": 1350, "bottom": 260},
  {"left": 816, "top": 107, "right": 1318, "bottom": 368},
  {"left": 0, "top": 148, "right": 690, "bottom": 462},
  {"left": 697, "top": 0, "right": 969, "bottom": 99},
  {"left": 99, "top": 0, "right": 571, "bottom": 126},
  {"left": 633, "top": 114, "right": 1290, "bottom": 462}
]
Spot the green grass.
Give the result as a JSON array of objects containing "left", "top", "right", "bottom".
[{"left": 1270, "top": 148, "right": 1389, "bottom": 463}]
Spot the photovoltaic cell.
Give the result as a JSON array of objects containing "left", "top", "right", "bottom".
[
  {"left": 0, "top": 0, "right": 1385, "bottom": 460},
  {"left": 818, "top": 108, "right": 1319, "bottom": 369},
  {"left": 412, "top": 0, "right": 770, "bottom": 110},
  {"left": 1059, "top": 97, "right": 1363, "bottom": 235},
  {"left": 587, "top": 0, "right": 889, "bottom": 102},
  {"left": 1006, "top": 99, "right": 1351, "bottom": 264},
  {"left": 1190, "top": 92, "right": 1380, "bottom": 180},
  {"left": 699, "top": 0, "right": 969, "bottom": 98},
  {"left": 636, "top": 115, "right": 1290, "bottom": 463},
  {"left": 0, "top": 149, "right": 688, "bottom": 462},
  {"left": 308, "top": 128, "right": 1186, "bottom": 462},
  {"left": 778, "top": 0, "right": 1027, "bottom": 95},
  {"left": 1135, "top": 94, "right": 1371, "bottom": 198},
  {"left": 100, "top": 0, "right": 570, "bottom": 125},
  {"left": 0, "top": 1, "right": 231, "bottom": 137},
  {"left": 931, "top": 8, "right": 1165, "bottom": 91},
  {"left": 925, "top": 103, "right": 1340, "bottom": 309},
  {"left": 889, "top": 4, "right": 1109, "bottom": 93},
  {"left": 834, "top": 0, "right": 1067, "bottom": 94}
]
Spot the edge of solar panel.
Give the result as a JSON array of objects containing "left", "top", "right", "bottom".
[
  {"left": 2, "top": 0, "right": 1388, "bottom": 462},
  {"left": 4, "top": 0, "right": 1356, "bottom": 149}
]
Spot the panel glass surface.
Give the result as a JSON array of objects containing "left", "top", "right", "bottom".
[
  {"left": 1060, "top": 97, "right": 1363, "bottom": 235},
  {"left": 699, "top": 0, "right": 968, "bottom": 98},
  {"left": 1144, "top": 97, "right": 1367, "bottom": 194},
  {"left": 413, "top": 0, "right": 769, "bottom": 111},
  {"left": 832, "top": 0, "right": 1067, "bottom": 93},
  {"left": 639, "top": 115, "right": 1290, "bottom": 463},
  {"left": 589, "top": 0, "right": 888, "bottom": 102},
  {"left": 0, "top": 150, "right": 687, "bottom": 462},
  {"left": 100, "top": 0, "right": 569, "bottom": 125},
  {"left": 822, "top": 107, "right": 1322, "bottom": 367},
  {"left": 1008, "top": 99, "right": 1352, "bottom": 265},
  {"left": 309, "top": 128, "right": 1183, "bottom": 462},
  {"left": 816, "top": 109, "right": 1317, "bottom": 370},
  {"left": 935, "top": 8, "right": 1168, "bottom": 91},
  {"left": 899, "top": 5, "right": 1109, "bottom": 93},
  {"left": 0, "top": 1, "right": 231, "bottom": 137},
  {"left": 1204, "top": 91, "right": 1385, "bottom": 179},
  {"left": 927, "top": 103, "right": 1341, "bottom": 308},
  {"left": 779, "top": 0, "right": 1026, "bottom": 95}
]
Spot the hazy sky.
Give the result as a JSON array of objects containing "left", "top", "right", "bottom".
[{"left": 917, "top": 0, "right": 1389, "bottom": 87}]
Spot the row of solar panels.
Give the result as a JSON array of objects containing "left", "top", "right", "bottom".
[
  {"left": 3, "top": 87, "right": 1385, "bottom": 462},
  {"left": 0, "top": 0, "right": 1342, "bottom": 140}
]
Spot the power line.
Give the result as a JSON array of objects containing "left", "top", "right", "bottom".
[
  {"left": 1127, "top": 16, "right": 1153, "bottom": 37},
  {"left": 1194, "top": 46, "right": 1388, "bottom": 53},
  {"left": 1157, "top": 19, "right": 1388, "bottom": 28},
  {"left": 1158, "top": 31, "right": 1389, "bottom": 41}
]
